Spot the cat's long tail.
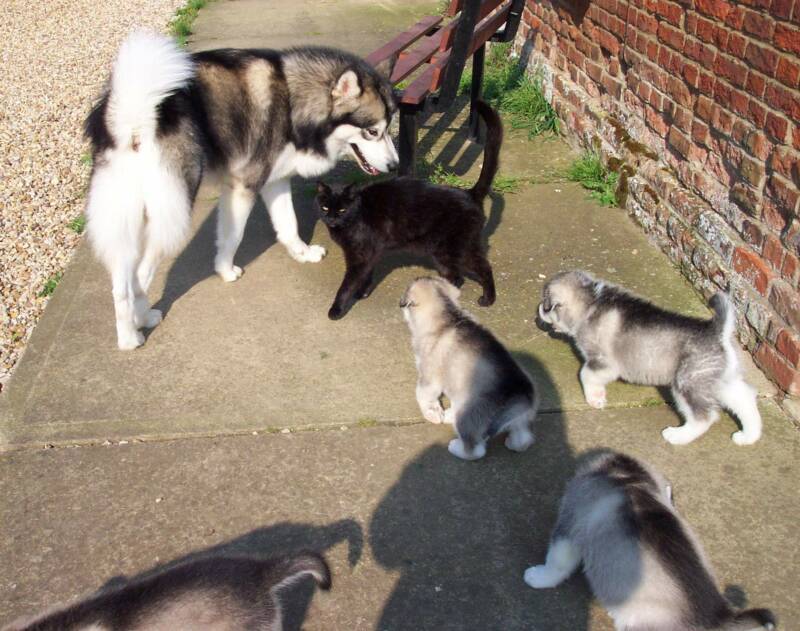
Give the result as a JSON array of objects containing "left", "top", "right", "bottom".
[{"left": 469, "top": 100, "right": 503, "bottom": 204}]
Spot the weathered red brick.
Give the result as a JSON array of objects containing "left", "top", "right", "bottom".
[
  {"left": 658, "top": 22, "right": 686, "bottom": 51},
  {"left": 691, "top": 119, "right": 710, "bottom": 145},
  {"left": 764, "top": 234, "right": 786, "bottom": 269},
  {"left": 742, "top": 9, "right": 776, "bottom": 40},
  {"left": 714, "top": 54, "right": 749, "bottom": 87},
  {"left": 774, "top": 23, "right": 800, "bottom": 55},
  {"left": 765, "top": 111, "right": 790, "bottom": 141},
  {"left": 782, "top": 252, "right": 799, "bottom": 284},
  {"left": 772, "top": 0, "right": 795, "bottom": 20},
  {"left": 745, "top": 42, "right": 779, "bottom": 76},
  {"left": 767, "top": 174, "right": 800, "bottom": 211},
  {"left": 770, "top": 280, "right": 800, "bottom": 330},
  {"left": 724, "top": 31, "right": 748, "bottom": 57},
  {"left": 696, "top": 0, "right": 734, "bottom": 21},
  {"left": 656, "top": 0, "right": 683, "bottom": 25},
  {"left": 733, "top": 246, "right": 774, "bottom": 294},
  {"left": 745, "top": 71, "right": 767, "bottom": 97},
  {"left": 745, "top": 130, "right": 773, "bottom": 161},
  {"left": 776, "top": 57, "right": 800, "bottom": 88},
  {"left": 776, "top": 329, "right": 800, "bottom": 367},
  {"left": 740, "top": 153, "right": 767, "bottom": 186},
  {"left": 741, "top": 219, "right": 765, "bottom": 249},
  {"left": 763, "top": 200, "right": 789, "bottom": 233},
  {"left": 755, "top": 342, "right": 800, "bottom": 394}
]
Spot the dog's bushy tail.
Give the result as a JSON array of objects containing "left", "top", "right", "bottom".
[
  {"left": 469, "top": 101, "right": 503, "bottom": 204},
  {"left": 709, "top": 292, "right": 735, "bottom": 341},
  {"left": 103, "top": 31, "right": 194, "bottom": 150},
  {"left": 721, "top": 608, "right": 777, "bottom": 630},
  {"left": 269, "top": 551, "right": 332, "bottom": 593}
]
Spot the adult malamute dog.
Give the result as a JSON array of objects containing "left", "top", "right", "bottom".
[
  {"left": 524, "top": 451, "right": 776, "bottom": 631},
  {"left": 537, "top": 271, "right": 762, "bottom": 446},
  {"left": 85, "top": 31, "right": 398, "bottom": 349},
  {"left": 4, "top": 552, "right": 331, "bottom": 630}
]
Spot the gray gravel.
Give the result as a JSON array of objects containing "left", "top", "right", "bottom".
[{"left": 0, "top": 0, "right": 183, "bottom": 387}]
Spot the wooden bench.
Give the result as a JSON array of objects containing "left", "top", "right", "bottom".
[{"left": 366, "top": 0, "right": 525, "bottom": 175}]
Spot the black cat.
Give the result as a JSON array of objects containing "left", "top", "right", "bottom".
[{"left": 316, "top": 100, "right": 502, "bottom": 320}]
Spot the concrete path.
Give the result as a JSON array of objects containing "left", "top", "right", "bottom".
[{"left": 1, "top": 0, "right": 797, "bottom": 629}]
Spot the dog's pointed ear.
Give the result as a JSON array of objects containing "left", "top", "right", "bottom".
[
  {"left": 373, "top": 54, "right": 398, "bottom": 82},
  {"left": 437, "top": 278, "right": 461, "bottom": 302},
  {"left": 332, "top": 69, "right": 362, "bottom": 101}
]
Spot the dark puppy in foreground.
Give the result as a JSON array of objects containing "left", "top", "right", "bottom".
[
  {"left": 316, "top": 100, "right": 502, "bottom": 320},
  {"left": 525, "top": 451, "right": 776, "bottom": 630},
  {"left": 4, "top": 552, "right": 330, "bottom": 631},
  {"left": 538, "top": 271, "right": 762, "bottom": 445},
  {"left": 401, "top": 277, "right": 538, "bottom": 460}
]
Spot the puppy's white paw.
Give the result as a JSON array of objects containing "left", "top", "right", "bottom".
[
  {"left": 585, "top": 388, "right": 607, "bottom": 409},
  {"left": 524, "top": 565, "right": 561, "bottom": 589},
  {"left": 217, "top": 265, "right": 243, "bottom": 282},
  {"left": 731, "top": 430, "right": 759, "bottom": 446},
  {"left": 505, "top": 431, "right": 534, "bottom": 452},
  {"left": 117, "top": 330, "right": 145, "bottom": 351},
  {"left": 141, "top": 309, "right": 162, "bottom": 329},
  {"left": 448, "top": 438, "right": 486, "bottom": 461},
  {"left": 422, "top": 406, "right": 445, "bottom": 424},
  {"left": 661, "top": 426, "right": 696, "bottom": 445},
  {"left": 290, "top": 243, "right": 326, "bottom": 263}
]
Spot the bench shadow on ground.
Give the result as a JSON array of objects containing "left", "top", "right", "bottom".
[
  {"left": 101, "top": 519, "right": 362, "bottom": 631},
  {"left": 369, "top": 353, "right": 592, "bottom": 631}
]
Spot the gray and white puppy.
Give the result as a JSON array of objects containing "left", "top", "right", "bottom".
[
  {"left": 538, "top": 271, "right": 762, "bottom": 445},
  {"left": 524, "top": 451, "right": 776, "bottom": 631},
  {"left": 3, "top": 552, "right": 330, "bottom": 631},
  {"left": 401, "top": 277, "right": 539, "bottom": 460}
]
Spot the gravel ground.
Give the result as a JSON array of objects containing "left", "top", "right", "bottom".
[{"left": 0, "top": 0, "right": 183, "bottom": 388}]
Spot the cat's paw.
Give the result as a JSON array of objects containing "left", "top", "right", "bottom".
[
  {"left": 217, "top": 265, "right": 243, "bottom": 283},
  {"left": 328, "top": 304, "right": 347, "bottom": 320},
  {"left": 477, "top": 294, "right": 495, "bottom": 307},
  {"left": 524, "top": 565, "right": 562, "bottom": 589}
]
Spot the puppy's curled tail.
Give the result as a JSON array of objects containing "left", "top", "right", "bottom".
[
  {"left": 709, "top": 292, "right": 735, "bottom": 341},
  {"left": 468, "top": 100, "right": 503, "bottom": 204},
  {"left": 269, "top": 551, "right": 332, "bottom": 593},
  {"left": 723, "top": 608, "right": 777, "bottom": 630},
  {"left": 95, "top": 31, "right": 195, "bottom": 150}
]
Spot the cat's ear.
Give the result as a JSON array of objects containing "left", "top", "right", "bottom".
[
  {"left": 342, "top": 183, "right": 355, "bottom": 197},
  {"left": 316, "top": 181, "right": 331, "bottom": 196}
]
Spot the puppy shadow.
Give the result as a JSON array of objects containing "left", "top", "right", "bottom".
[
  {"left": 100, "top": 519, "right": 361, "bottom": 631},
  {"left": 153, "top": 179, "right": 319, "bottom": 319},
  {"left": 369, "top": 353, "right": 592, "bottom": 630}
]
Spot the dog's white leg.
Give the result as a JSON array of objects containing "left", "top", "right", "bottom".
[
  {"left": 448, "top": 438, "right": 487, "bottom": 460},
  {"left": 717, "top": 379, "right": 762, "bottom": 445},
  {"left": 662, "top": 389, "right": 718, "bottom": 445},
  {"left": 579, "top": 361, "right": 617, "bottom": 409},
  {"left": 110, "top": 254, "right": 145, "bottom": 350},
  {"left": 214, "top": 182, "right": 256, "bottom": 282},
  {"left": 524, "top": 538, "right": 581, "bottom": 589},
  {"left": 262, "top": 178, "right": 326, "bottom": 263},
  {"left": 133, "top": 242, "right": 164, "bottom": 329},
  {"left": 416, "top": 379, "right": 445, "bottom": 424}
]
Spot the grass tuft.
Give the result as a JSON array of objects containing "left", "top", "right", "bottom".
[
  {"left": 420, "top": 158, "right": 522, "bottom": 193},
  {"left": 67, "top": 215, "right": 86, "bottom": 234},
  {"left": 170, "top": 0, "right": 209, "bottom": 46},
  {"left": 459, "top": 43, "right": 559, "bottom": 138},
  {"left": 38, "top": 272, "right": 63, "bottom": 298},
  {"left": 567, "top": 152, "right": 620, "bottom": 207}
]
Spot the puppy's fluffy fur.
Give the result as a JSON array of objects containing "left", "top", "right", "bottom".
[
  {"left": 538, "top": 271, "right": 762, "bottom": 445},
  {"left": 524, "top": 451, "right": 776, "bottom": 631},
  {"left": 4, "top": 552, "right": 330, "bottom": 631},
  {"left": 401, "top": 277, "right": 538, "bottom": 460}
]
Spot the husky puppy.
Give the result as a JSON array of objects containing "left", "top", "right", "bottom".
[
  {"left": 524, "top": 451, "right": 776, "bottom": 631},
  {"left": 85, "top": 31, "right": 398, "bottom": 349},
  {"left": 3, "top": 552, "right": 331, "bottom": 631},
  {"left": 315, "top": 100, "right": 501, "bottom": 319},
  {"left": 537, "top": 271, "right": 762, "bottom": 445},
  {"left": 401, "top": 277, "right": 538, "bottom": 460}
]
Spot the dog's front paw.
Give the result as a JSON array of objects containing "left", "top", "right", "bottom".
[
  {"left": 141, "top": 309, "right": 162, "bottom": 329},
  {"left": 524, "top": 565, "right": 561, "bottom": 589},
  {"left": 217, "top": 265, "right": 243, "bottom": 283},
  {"left": 291, "top": 243, "right": 327, "bottom": 263},
  {"left": 661, "top": 426, "right": 696, "bottom": 445},
  {"left": 731, "top": 430, "right": 759, "bottom": 446},
  {"left": 505, "top": 430, "right": 534, "bottom": 452},
  {"left": 585, "top": 388, "right": 607, "bottom": 409},
  {"left": 117, "top": 330, "right": 145, "bottom": 351}
]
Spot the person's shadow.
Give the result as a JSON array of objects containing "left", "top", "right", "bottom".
[
  {"left": 101, "top": 519, "right": 362, "bottom": 631},
  {"left": 368, "top": 353, "right": 591, "bottom": 630}
]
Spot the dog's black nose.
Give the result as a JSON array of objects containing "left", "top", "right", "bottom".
[{"left": 388, "top": 159, "right": 399, "bottom": 172}]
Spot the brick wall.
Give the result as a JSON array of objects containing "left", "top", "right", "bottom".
[{"left": 514, "top": 0, "right": 800, "bottom": 402}]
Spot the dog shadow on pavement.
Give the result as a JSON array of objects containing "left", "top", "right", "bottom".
[{"left": 369, "top": 352, "right": 592, "bottom": 631}]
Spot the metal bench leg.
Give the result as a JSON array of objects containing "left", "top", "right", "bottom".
[
  {"left": 399, "top": 105, "right": 419, "bottom": 176},
  {"left": 468, "top": 43, "right": 485, "bottom": 142}
]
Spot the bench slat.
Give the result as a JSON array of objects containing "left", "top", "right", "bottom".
[
  {"left": 438, "top": 0, "right": 507, "bottom": 53},
  {"left": 365, "top": 15, "right": 443, "bottom": 67},
  {"left": 400, "top": 0, "right": 512, "bottom": 105}
]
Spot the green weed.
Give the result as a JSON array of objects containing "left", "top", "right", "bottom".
[
  {"left": 79, "top": 153, "right": 92, "bottom": 167},
  {"left": 67, "top": 215, "right": 86, "bottom": 234},
  {"left": 567, "top": 152, "right": 620, "bottom": 207},
  {"left": 421, "top": 158, "right": 522, "bottom": 193},
  {"left": 38, "top": 272, "right": 63, "bottom": 298},
  {"left": 357, "top": 418, "right": 379, "bottom": 428},
  {"left": 170, "top": 0, "right": 209, "bottom": 46}
]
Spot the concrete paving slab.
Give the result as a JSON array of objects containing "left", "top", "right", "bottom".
[{"left": 2, "top": 402, "right": 796, "bottom": 630}]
